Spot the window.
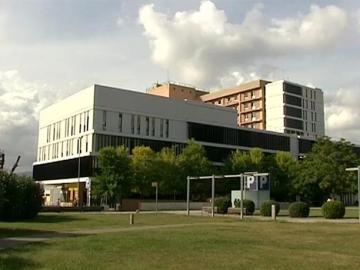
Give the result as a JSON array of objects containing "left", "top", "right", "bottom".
[
  {"left": 86, "top": 112, "right": 89, "bottom": 131},
  {"left": 137, "top": 115, "right": 141, "bottom": 135},
  {"left": 131, "top": 115, "right": 135, "bottom": 134},
  {"left": 146, "top": 117, "right": 149, "bottom": 136},
  {"left": 284, "top": 106, "right": 302, "bottom": 118},
  {"left": 79, "top": 113, "right": 82, "bottom": 133},
  {"left": 165, "top": 119, "right": 169, "bottom": 138},
  {"left": 85, "top": 136, "right": 88, "bottom": 152},
  {"left": 284, "top": 118, "right": 304, "bottom": 130},
  {"left": 284, "top": 83, "right": 302, "bottom": 96},
  {"left": 160, "top": 119, "right": 164, "bottom": 137},
  {"left": 102, "top": 110, "right": 107, "bottom": 130},
  {"left": 284, "top": 94, "right": 302, "bottom": 107},
  {"left": 152, "top": 117, "right": 155, "bottom": 136},
  {"left": 118, "top": 113, "right": 123, "bottom": 133}
]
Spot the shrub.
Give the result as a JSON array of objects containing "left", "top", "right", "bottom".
[
  {"left": 322, "top": 201, "right": 345, "bottom": 219},
  {"left": 234, "top": 199, "right": 255, "bottom": 215},
  {"left": 0, "top": 171, "right": 43, "bottom": 221},
  {"left": 260, "top": 200, "right": 280, "bottom": 217},
  {"left": 214, "top": 196, "right": 231, "bottom": 214},
  {"left": 288, "top": 202, "right": 310, "bottom": 218}
]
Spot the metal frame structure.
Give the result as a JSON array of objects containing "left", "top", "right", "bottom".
[
  {"left": 186, "top": 172, "right": 269, "bottom": 219},
  {"left": 345, "top": 166, "right": 360, "bottom": 223}
]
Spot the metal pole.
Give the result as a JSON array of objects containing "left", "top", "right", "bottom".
[
  {"left": 77, "top": 137, "right": 82, "bottom": 209},
  {"left": 358, "top": 166, "right": 360, "bottom": 224},
  {"left": 240, "top": 174, "right": 244, "bottom": 220},
  {"left": 156, "top": 184, "right": 158, "bottom": 213},
  {"left": 186, "top": 176, "right": 190, "bottom": 216},
  {"left": 211, "top": 175, "right": 215, "bottom": 218}
]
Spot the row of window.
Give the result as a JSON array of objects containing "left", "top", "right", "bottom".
[
  {"left": 188, "top": 122, "right": 290, "bottom": 151},
  {"left": 284, "top": 83, "right": 318, "bottom": 100},
  {"left": 45, "top": 111, "right": 90, "bottom": 143},
  {"left": 39, "top": 136, "right": 89, "bottom": 161},
  {"left": 101, "top": 111, "right": 170, "bottom": 139}
]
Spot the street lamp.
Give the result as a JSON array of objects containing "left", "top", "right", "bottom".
[
  {"left": 77, "top": 135, "right": 83, "bottom": 208},
  {"left": 152, "top": 182, "right": 159, "bottom": 212},
  {"left": 345, "top": 166, "right": 360, "bottom": 223}
]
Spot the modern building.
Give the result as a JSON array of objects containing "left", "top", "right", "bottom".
[
  {"left": 200, "top": 80, "right": 269, "bottom": 130},
  {"left": 33, "top": 84, "right": 323, "bottom": 206},
  {"left": 148, "top": 79, "right": 325, "bottom": 139},
  {"left": 146, "top": 81, "right": 208, "bottom": 101},
  {"left": 265, "top": 80, "right": 325, "bottom": 138}
]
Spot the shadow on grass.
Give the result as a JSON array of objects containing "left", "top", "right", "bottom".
[
  {"left": 0, "top": 256, "right": 39, "bottom": 270},
  {"left": 0, "top": 228, "right": 64, "bottom": 238},
  {"left": 0, "top": 242, "right": 50, "bottom": 270},
  {"left": 27, "top": 213, "right": 86, "bottom": 224}
]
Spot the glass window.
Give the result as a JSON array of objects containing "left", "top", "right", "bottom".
[
  {"left": 131, "top": 115, "right": 135, "bottom": 134},
  {"left": 102, "top": 110, "right": 107, "bottom": 130},
  {"left": 165, "top": 119, "right": 169, "bottom": 138},
  {"left": 160, "top": 119, "right": 164, "bottom": 137},
  {"left": 146, "top": 117, "right": 149, "bottom": 136},
  {"left": 118, "top": 113, "right": 123, "bottom": 133},
  {"left": 137, "top": 115, "right": 141, "bottom": 135},
  {"left": 152, "top": 117, "right": 155, "bottom": 136}
]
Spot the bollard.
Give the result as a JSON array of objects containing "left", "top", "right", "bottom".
[
  {"left": 271, "top": 204, "right": 276, "bottom": 221},
  {"left": 130, "top": 213, "right": 134, "bottom": 225}
]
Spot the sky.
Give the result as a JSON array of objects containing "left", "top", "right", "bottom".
[{"left": 0, "top": 0, "right": 360, "bottom": 172}]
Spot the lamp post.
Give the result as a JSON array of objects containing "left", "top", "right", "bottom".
[
  {"left": 77, "top": 135, "right": 83, "bottom": 209},
  {"left": 345, "top": 166, "right": 360, "bottom": 223},
  {"left": 152, "top": 182, "right": 158, "bottom": 212}
]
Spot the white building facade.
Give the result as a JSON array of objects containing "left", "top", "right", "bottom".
[
  {"left": 265, "top": 80, "right": 325, "bottom": 138},
  {"left": 34, "top": 84, "right": 321, "bottom": 206}
]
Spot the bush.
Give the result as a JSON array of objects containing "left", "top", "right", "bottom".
[
  {"left": 288, "top": 202, "right": 310, "bottom": 218},
  {"left": 260, "top": 200, "right": 280, "bottom": 217},
  {"left": 0, "top": 171, "right": 43, "bottom": 221},
  {"left": 322, "top": 201, "right": 345, "bottom": 219},
  {"left": 234, "top": 199, "right": 255, "bottom": 215},
  {"left": 214, "top": 196, "right": 231, "bottom": 214}
]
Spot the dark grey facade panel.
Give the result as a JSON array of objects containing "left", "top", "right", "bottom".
[
  {"left": 187, "top": 122, "right": 291, "bottom": 152},
  {"left": 284, "top": 83, "right": 303, "bottom": 96},
  {"left": 284, "top": 106, "right": 302, "bottom": 118},
  {"left": 284, "top": 94, "right": 302, "bottom": 107},
  {"left": 284, "top": 118, "right": 304, "bottom": 130}
]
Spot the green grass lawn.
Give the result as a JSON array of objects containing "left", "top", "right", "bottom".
[
  {"left": 1, "top": 214, "right": 360, "bottom": 270},
  {"left": 0, "top": 212, "right": 232, "bottom": 238}
]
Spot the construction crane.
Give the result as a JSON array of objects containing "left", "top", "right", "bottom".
[
  {"left": 0, "top": 150, "right": 4, "bottom": 171},
  {"left": 0, "top": 151, "right": 21, "bottom": 174}
]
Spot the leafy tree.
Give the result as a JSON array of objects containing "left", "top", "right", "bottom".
[
  {"left": 131, "top": 146, "right": 158, "bottom": 197},
  {"left": 224, "top": 149, "right": 251, "bottom": 174},
  {"left": 294, "top": 137, "right": 359, "bottom": 204},
  {"left": 92, "top": 146, "right": 131, "bottom": 206},
  {"left": 177, "top": 139, "right": 211, "bottom": 199},
  {"left": 177, "top": 139, "right": 211, "bottom": 178},
  {"left": 249, "top": 148, "right": 264, "bottom": 171},
  {"left": 270, "top": 151, "right": 298, "bottom": 201},
  {"left": 156, "top": 147, "right": 181, "bottom": 199}
]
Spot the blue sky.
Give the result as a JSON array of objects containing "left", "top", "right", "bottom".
[{"left": 0, "top": 0, "right": 360, "bottom": 171}]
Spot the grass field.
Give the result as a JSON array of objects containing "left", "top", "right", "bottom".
[{"left": 1, "top": 212, "right": 360, "bottom": 270}]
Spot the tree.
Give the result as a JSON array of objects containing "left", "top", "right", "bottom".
[
  {"left": 294, "top": 137, "right": 359, "bottom": 204},
  {"left": 224, "top": 149, "right": 251, "bottom": 174},
  {"left": 177, "top": 139, "right": 211, "bottom": 178},
  {"left": 131, "top": 146, "right": 157, "bottom": 197},
  {"left": 270, "top": 151, "right": 298, "bottom": 201},
  {"left": 156, "top": 147, "right": 181, "bottom": 199},
  {"left": 177, "top": 139, "right": 211, "bottom": 199},
  {"left": 92, "top": 146, "right": 131, "bottom": 206}
]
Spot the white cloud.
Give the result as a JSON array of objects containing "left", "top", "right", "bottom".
[
  {"left": 325, "top": 88, "right": 360, "bottom": 143},
  {"left": 355, "top": 9, "right": 360, "bottom": 32},
  {"left": 0, "top": 70, "right": 75, "bottom": 172},
  {"left": 138, "top": 1, "right": 348, "bottom": 88}
]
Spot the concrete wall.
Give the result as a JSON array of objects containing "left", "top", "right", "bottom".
[
  {"left": 139, "top": 201, "right": 209, "bottom": 211},
  {"left": 231, "top": 190, "right": 270, "bottom": 209}
]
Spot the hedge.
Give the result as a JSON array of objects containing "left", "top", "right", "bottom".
[
  {"left": 234, "top": 199, "right": 255, "bottom": 215},
  {"left": 260, "top": 200, "right": 280, "bottom": 217},
  {"left": 288, "top": 202, "right": 310, "bottom": 218},
  {"left": 322, "top": 201, "right": 345, "bottom": 219},
  {"left": 214, "top": 196, "right": 231, "bottom": 214},
  {"left": 0, "top": 171, "right": 43, "bottom": 221}
]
